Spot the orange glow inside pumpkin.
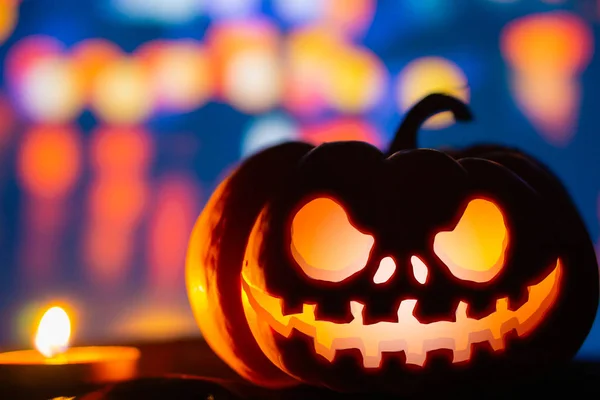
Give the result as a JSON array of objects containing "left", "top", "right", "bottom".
[
  {"left": 434, "top": 198, "right": 509, "bottom": 283},
  {"left": 186, "top": 177, "right": 296, "bottom": 388},
  {"left": 242, "top": 259, "right": 562, "bottom": 368},
  {"left": 290, "top": 197, "right": 375, "bottom": 282}
]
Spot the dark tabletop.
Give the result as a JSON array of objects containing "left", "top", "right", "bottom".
[{"left": 1, "top": 338, "right": 599, "bottom": 399}]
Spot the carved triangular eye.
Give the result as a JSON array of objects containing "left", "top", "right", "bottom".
[
  {"left": 290, "top": 197, "right": 375, "bottom": 282},
  {"left": 433, "top": 198, "right": 509, "bottom": 283}
]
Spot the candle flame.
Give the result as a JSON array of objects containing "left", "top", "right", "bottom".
[{"left": 34, "top": 306, "right": 71, "bottom": 358}]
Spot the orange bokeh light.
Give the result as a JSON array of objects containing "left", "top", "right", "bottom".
[
  {"left": 89, "top": 126, "right": 154, "bottom": 178},
  {"left": 84, "top": 224, "right": 133, "bottom": 286},
  {"left": 501, "top": 11, "right": 594, "bottom": 74},
  {"left": 147, "top": 174, "right": 200, "bottom": 290},
  {"left": 0, "top": 0, "right": 20, "bottom": 44},
  {"left": 87, "top": 180, "right": 148, "bottom": 228},
  {"left": 136, "top": 40, "right": 214, "bottom": 112},
  {"left": 324, "top": 0, "right": 376, "bottom": 37},
  {"left": 501, "top": 12, "right": 592, "bottom": 146},
  {"left": 205, "top": 19, "right": 280, "bottom": 98},
  {"left": 206, "top": 19, "right": 280, "bottom": 57},
  {"left": 301, "top": 119, "right": 383, "bottom": 148},
  {"left": 511, "top": 76, "right": 580, "bottom": 146},
  {"left": 71, "top": 39, "right": 123, "bottom": 99},
  {"left": 17, "top": 125, "right": 81, "bottom": 198}
]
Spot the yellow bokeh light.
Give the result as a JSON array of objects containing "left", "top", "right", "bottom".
[
  {"left": 90, "top": 58, "right": 153, "bottom": 125},
  {"left": 397, "top": 56, "right": 469, "bottom": 129},
  {"left": 326, "top": 47, "right": 386, "bottom": 113},
  {"left": 34, "top": 306, "right": 71, "bottom": 358},
  {"left": 71, "top": 38, "right": 123, "bottom": 99},
  {"left": 206, "top": 19, "right": 279, "bottom": 97},
  {"left": 0, "top": 0, "right": 19, "bottom": 45},
  {"left": 17, "top": 125, "right": 81, "bottom": 198},
  {"left": 138, "top": 40, "right": 213, "bottom": 112},
  {"left": 284, "top": 26, "right": 345, "bottom": 115}
]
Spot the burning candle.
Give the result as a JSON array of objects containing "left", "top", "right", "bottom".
[{"left": 0, "top": 305, "right": 140, "bottom": 393}]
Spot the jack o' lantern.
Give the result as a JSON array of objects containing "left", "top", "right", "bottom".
[{"left": 186, "top": 94, "right": 599, "bottom": 393}]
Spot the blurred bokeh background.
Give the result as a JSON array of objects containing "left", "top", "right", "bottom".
[{"left": 1, "top": 0, "right": 600, "bottom": 359}]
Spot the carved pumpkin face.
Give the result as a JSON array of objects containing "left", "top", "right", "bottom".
[
  {"left": 242, "top": 195, "right": 562, "bottom": 370},
  {"left": 186, "top": 94, "right": 598, "bottom": 394}
]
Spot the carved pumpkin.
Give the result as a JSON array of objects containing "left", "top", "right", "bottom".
[{"left": 186, "top": 94, "right": 599, "bottom": 393}]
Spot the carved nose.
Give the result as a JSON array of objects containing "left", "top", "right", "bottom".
[
  {"left": 373, "top": 256, "right": 429, "bottom": 285},
  {"left": 410, "top": 255, "right": 429, "bottom": 284},
  {"left": 373, "top": 256, "right": 396, "bottom": 284}
]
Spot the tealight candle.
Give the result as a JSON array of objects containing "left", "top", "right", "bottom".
[{"left": 0, "top": 306, "right": 140, "bottom": 391}]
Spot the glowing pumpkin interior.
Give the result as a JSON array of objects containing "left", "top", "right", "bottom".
[{"left": 241, "top": 196, "right": 562, "bottom": 369}]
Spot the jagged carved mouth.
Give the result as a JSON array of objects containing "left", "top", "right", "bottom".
[{"left": 241, "top": 259, "right": 562, "bottom": 369}]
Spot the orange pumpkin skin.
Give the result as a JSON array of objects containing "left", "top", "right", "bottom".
[
  {"left": 186, "top": 142, "right": 313, "bottom": 388},
  {"left": 187, "top": 94, "right": 599, "bottom": 394}
]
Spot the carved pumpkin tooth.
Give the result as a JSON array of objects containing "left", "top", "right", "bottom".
[
  {"left": 397, "top": 299, "right": 417, "bottom": 321},
  {"left": 362, "top": 340, "right": 382, "bottom": 369},
  {"left": 349, "top": 301, "right": 365, "bottom": 322},
  {"left": 455, "top": 301, "right": 468, "bottom": 322},
  {"left": 405, "top": 351, "right": 426, "bottom": 368},
  {"left": 452, "top": 336, "right": 471, "bottom": 363}
]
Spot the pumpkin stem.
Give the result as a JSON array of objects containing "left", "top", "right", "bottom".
[{"left": 386, "top": 93, "right": 473, "bottom": 155}]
